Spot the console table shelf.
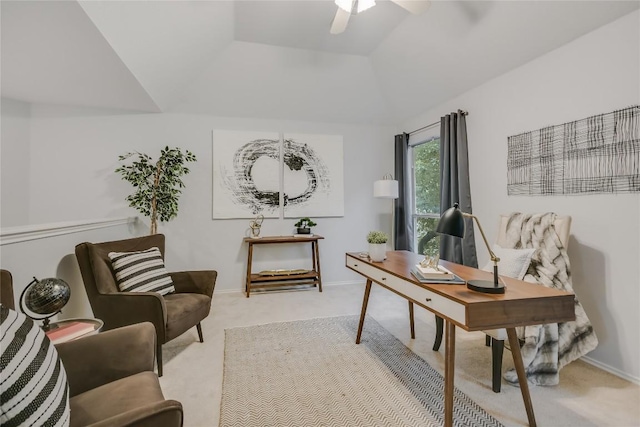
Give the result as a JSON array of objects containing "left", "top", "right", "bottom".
[{"left": 243, "top": 235, "right": 324, "bottom": 297}]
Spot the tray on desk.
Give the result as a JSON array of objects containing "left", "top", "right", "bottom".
[{"left": 410, "top": 268, "right": 466, "bottom": 284}]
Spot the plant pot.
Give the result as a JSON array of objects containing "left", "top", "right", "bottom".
[
  {"left": 296, "top": 227, "right": 311, "bottom": 234},
  {"left": 368, "top": 243, "right": 387, "bottom": 262}
]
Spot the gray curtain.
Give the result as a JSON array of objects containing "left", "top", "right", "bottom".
[
  {"left": 394, "top": 133, "right": 412, "bottom": 251},
  {"left": 439, "top": 112, "right": 478, "bottom": 267}
]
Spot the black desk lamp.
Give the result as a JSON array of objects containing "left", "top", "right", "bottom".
[{"left": 436, "top": 203, "right": 505, "bottom": 294}]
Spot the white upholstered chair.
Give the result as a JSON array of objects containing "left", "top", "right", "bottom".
[{"left": 484, "top": 214, "right": 572, "bottom": 392}]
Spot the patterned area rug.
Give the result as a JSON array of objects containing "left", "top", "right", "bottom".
[{"left": 220, "top": 315, "right": 503, "bottom": 427}]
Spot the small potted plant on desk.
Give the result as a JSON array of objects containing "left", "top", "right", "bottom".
[
  {"left": 367, "top": 231, "right": 388, "bottom": 262},
  {"left": 294, "top": 217, "right": 317, "bottom": 235}
]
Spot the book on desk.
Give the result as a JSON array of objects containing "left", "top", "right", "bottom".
[
  {"left": 410, "top": 266, "right": 465, "bottom": 284},
  {"left": 46, "top": 321, "right": 95, "bottom": 344},
  {"left": 415, "top": 264, "right": 455, "bottom": 279}
]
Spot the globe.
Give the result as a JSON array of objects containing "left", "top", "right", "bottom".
[{"left": 22, "top": 277, "right": 71, "bottom": 317}]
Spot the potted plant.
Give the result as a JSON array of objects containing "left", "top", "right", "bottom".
[
  {"left": 367, "top": 231, "right": 388, "bottom": 262},
  {"left": 294, "top": 217, "right": 317, "bottom": 235},
  {"left": 115, "top": 146, "right": 196, "bottom": 235}
]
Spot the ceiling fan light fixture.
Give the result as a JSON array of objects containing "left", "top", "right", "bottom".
[
  {"left": 356, "top": 0, "right": 376, "bottom": 13},
  {"left": 335, "top": 0, "right": 376, "bottom": 14},
  {"left": 335, "top": 0, "right": 353, "bottom": 13},
  {"left": 330, "top": 0, "right": 428, "bottom": 35}
]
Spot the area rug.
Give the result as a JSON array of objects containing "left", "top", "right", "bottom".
[{"left": 219, "top": 315, "right": 503, "bottom": 427}]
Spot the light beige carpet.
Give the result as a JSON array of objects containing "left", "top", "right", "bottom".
[{"left": 219, "top": 315, "right": 503, "bottom": 427}]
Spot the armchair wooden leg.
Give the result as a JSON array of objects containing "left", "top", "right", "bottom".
[
  {"left": 157, "top": 343, "right": 163, "bottom": 377},
  {"left": 196, "top": 322, "right": 204, "bottom": 343},
  {"left": 485, "top": 334, "right": 491, "bottom": 346},
  {"left": 491, "top": 338, "right": 504, "bottom": 393},
  {"left": 433, "top": 315, "right": 444, "bottom": 351}
]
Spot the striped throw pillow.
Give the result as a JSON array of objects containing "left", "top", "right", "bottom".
[
  {"left": 0, "top": 305, "right": 70, "bottom": 427},
  {"left": 108, "top": 247, "right": 175, "bottom": 296}
]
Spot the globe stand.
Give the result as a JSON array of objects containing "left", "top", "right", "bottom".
[
  {"left": 19, "top": 276, "right": 70, "bottom": 331},
  {"left": 40, "top": 317, "right": 56, "bottom": 332}
]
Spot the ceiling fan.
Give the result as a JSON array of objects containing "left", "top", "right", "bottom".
[{"left": 330, "top": 0, "right": 431, "bottom": 34}]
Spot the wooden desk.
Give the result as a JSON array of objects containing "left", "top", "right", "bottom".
[
  {"left": 244, "top": 235, "right": 324, "bottom": 297},
  {"left": 346, "top": 250, "right": 575, "bottom": 427}
]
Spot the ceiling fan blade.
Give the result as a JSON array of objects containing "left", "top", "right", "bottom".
[
  {"left": 391, "top": 0, "right": 431, "bottom": 15},
  {"left": 330, "top": 8, "right": 351, "bottom": 34}
]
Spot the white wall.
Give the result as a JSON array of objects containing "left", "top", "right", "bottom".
[
  {"left": 1, "top": 98, "right": 31, "bottom": 226},
  {"left": 0, "top": 220, "right": 146, "bottom": 320},
  {"left": 172, "top": 41, "right": 394, "bottom": 125},
  {"left": 402, "top": 11, "right": 640, "bottom": 381},
  {"left": 11, "top": 107, "right": 395, "bottom": 295}
]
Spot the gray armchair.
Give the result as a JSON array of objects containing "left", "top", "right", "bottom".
[
  {"left": 1, "top": 268, "right": 181, "bottom": 426},
  {"left": 75, "top": 234, "right": 217, "bottom": 376},
  {"left": 1, "top": 269, "right": 15, "bottom": 309},
  {"left": 56, "top": 322, "right": 183, "bottom": 427}
]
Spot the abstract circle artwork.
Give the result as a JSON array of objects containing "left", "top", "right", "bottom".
[
  {"left": 213, "top": 130, "right": 344, "bottom": 219},
  {"left": 221, "top": 139, "right": 329, "bottom": 214}
]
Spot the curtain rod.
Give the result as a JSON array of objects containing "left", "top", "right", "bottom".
[{"left": 407, "top": 109, "right": 468, "bottom": 136}]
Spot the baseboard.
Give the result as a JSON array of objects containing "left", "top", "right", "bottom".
[
  {"left": 215, "top": 280, "right": 363, "bottom": 295},
  {"left": 580, "top": 355, "right": 640, "bottom": 385},
  {"left": 215, "top": 289, "right": 244, "bottom": 295},
  {"left": 323, "top": 280, "right": 363, "bottom": 287}
]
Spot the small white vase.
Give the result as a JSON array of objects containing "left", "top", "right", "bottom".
[{"left": 368, "top": 243, "right": 387, "bottom": 262}]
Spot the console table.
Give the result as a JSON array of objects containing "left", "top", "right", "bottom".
[
  {"left": 346, "top": 250, "right": 575, "bottom": 427},
  {"left": 244, "top": 235, "right": 324, "bottom": 297}
]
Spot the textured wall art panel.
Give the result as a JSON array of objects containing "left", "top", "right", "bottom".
[
  {"left": 212, "top": 130, "right": 281, "bottom": 219},
  {"left": 507, "top": 105, "right": 640, "bottom": 195},
  {"left": 212, "top": 130, "right": 344, "bottom": 219},
  {"left": 282, "top": 133, "right": 344, "bottom": 218}
]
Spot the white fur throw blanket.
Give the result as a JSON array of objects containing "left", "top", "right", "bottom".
[{"left": 501, "top": 212, "right": 598, "bottom": 386}]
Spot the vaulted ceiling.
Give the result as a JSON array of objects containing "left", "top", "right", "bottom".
[{"left": 2, "top": 1, "right": 638, "bottom": 125}]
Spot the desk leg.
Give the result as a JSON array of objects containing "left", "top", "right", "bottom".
[
  {"left": 314, "top": 240, "right": 323, "bottom": 292},
  {"left": 355, "top": 279, "right": 372, "bottom": 344},
  {"left": 245, "top": 243, "right": 253, "bottom": 298},
  {"left": 507, "top": 327, "right": 537, "bottom": 427},
  {"left": 408, "top": 301, "right": 415, "bottom": 339},
  {"left": 444, "top": 321, "right": 456, "bottom": 427},
  {"left": 433, "top": 315, "right": 444, "bottom": 351}
]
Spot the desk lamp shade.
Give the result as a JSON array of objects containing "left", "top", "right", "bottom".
[
  {"left": 19, "top": 277, "right": 71, "bottom": 330},
  {"left": 435, "top": 203, "right": 465, "bottom": 238},
  {"left": 436, "top": 203, "right": 505, "bottom": 294},
  {"left": 373, "top": 175, "right": 399, "bottom": 199}
]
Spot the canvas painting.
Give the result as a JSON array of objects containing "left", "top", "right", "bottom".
[
  {"left": 282, "top": 133, "right": 344, "bottom": 218},
  {"left": 212, "top": 130, "right": 281, "bottom": 219}
]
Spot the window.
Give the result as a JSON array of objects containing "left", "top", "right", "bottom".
[{"left": 410, "top": 131, "right": 440, "bottom": 256}]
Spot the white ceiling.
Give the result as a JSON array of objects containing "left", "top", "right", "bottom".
[
  {"left": 1, "top": 1, "right": 638, "bottom": 124},
  {"left": 234, "top": 1, "right": 409, "bottom": 56},
  {"left": 0, "top": 1, "right": 161, "bottom": 112}
]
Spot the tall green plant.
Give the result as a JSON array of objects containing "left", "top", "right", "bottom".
[{"left": 116, "top": 147, "right": 196, "bottom": 235}]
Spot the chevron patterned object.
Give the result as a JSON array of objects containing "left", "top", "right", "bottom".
[{"left": 220, "top": 315, "right": 503, "bottom": 427}]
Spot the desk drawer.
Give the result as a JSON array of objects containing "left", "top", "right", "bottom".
[{"left": 347, "top": 257, "right": 466, "bottom": 325}]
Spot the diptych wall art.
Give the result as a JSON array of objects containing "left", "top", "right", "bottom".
[
  {"left": 283, "top": 133, "right": 344, "bottom": 218},
  {"left": 213, "top": 130, "right": 281, "bottom": 219},
  {"left": 507, "top": 105, "right": 640, "bottom": 196},
  {"left": 212, "top": 130, "right": 344, "bottom": 219}
]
